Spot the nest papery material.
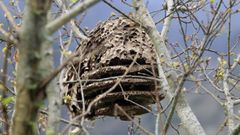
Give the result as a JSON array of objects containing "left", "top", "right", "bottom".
[{"left": 62, "top": 17, "right": 165, "bottom": 120}]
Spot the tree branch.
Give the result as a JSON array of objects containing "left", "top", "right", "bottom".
[
  {"left": 223, "top": 70, "right": 235, "bottom": 134},
  {"left": 132, "top": 0, "right": 206, "bottom": 135},
  {"left": 11, "top": 0, "right": 53, "bottom": 135},
  {"left": 46, "top": 0, "right": 100, "bottom": 34},
  {"left": 0, "top": 1, "right": 18, "bottom": 30},
  {"left": 54, "top": 0, "right": 88, "bottom": 40}
]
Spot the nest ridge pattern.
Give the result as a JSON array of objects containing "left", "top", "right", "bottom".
[{"left": 62, "top": 17, "right": 165, "bottom": 120}]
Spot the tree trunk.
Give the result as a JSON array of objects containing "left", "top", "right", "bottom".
[{"left": 11, "top": 0, "right": 52, "bottom": 135}]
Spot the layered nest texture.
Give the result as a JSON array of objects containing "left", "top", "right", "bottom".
[{"left": 62, "top": 17, "right": 165, "bottom": 120}]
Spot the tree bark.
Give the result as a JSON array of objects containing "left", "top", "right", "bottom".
[
  {"left": 11, "top": 0, "right": 52, "bottom": 135},
  {"left": 132, "top": 0, "right": 206, "bottom": 135}
]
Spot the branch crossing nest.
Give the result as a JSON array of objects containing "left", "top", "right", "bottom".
[{"left": 62, "top": 17, "right": 165, "bottom": 120}]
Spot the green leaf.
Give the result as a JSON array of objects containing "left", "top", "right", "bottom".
[
  {"left": 171, "top": 61, "right": 180, "bottom": 68},
  {"left": 210, "top": 0, "right": 215, "bottom": 4},
  {"left": 2, "top": 96, "right": 15, "bottom": 106},
  {"left": 2, "top": 47, "right": 7, "bottom": 53},
  {"left": 70, "top": 0, "right": 78, "bottom": 3},
  {"left": 63, "top": 95, "right": 72, "bottom": 103},
  {"left": 47, "top": 128, "right": 54, "bottom": 135},
  {"left": 0, "top": 83, "right": 5, "bottom": 90}
]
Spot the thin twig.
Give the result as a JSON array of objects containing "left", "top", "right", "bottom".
[
  {"left": 37, "top": 49, "right": 82, "bottom": 91},
  {"left": 54, "top": 0, "right": 89, "bottom": 40},
  {"left": 115, "top": 104, "right": 154, "bottom": 135},
  {"left": 47, "top": 0, "right": 100, "bottom": 34},
  {"left": 60, "top": 51, "right": 140, "bottom": 134},
  {"left": 0, "top": 1, "right": 18, "bottom": 30},
  {"left": 132, "top": 0, "right": 206, "bottom": 135},
  {"left": 162, "top": 74, "right": 187, "bottom": 134},
  {"left": 0, "top": 44, "right": 11, "bottom": 134}
]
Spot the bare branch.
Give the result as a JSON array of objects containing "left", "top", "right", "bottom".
[
  {"left": 230, "top": 54, "right": 240, "bottom": 71},
  {"left": 163, "top": 74, "right": 187, "bottom": 134},
  {"left": 60, "top": 51, "right": 140, "bottom": 134},
  {"left": 54, "top": 0, "right": 88, "bottom": 40},
  {"left": 11, "top": 0, "right": 53, "bottom": 134},
  {"left": 223, "top": 70, "right": 235, "bottom": 133},
  {"left": 160, "top": 0, "right": 174, "bottom": 39},
  {"left": 0, "top": 1, "right": 18, "bottom": 30},
  {"left": 132, "top": 0, "right": 206, "bottom": 135},
  {"left": 0, "top": 28, "right": 18, "bottom": 45},
  {"left": 115, "top": 104, "right": 154, "bottom": 135},
  {"left": 47, "top": 0, "right": 100, "bottom": 34},
  {"left": 0, "top": 44, "right": 10, "bottom": 134}
]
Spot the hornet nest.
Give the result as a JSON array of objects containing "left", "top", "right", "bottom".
[{"left": 62, "top": 17, "right": 165, "bottom": 120}]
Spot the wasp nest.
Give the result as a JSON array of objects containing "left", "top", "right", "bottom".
[{"left": 62, "top": 17, "right": 164, "bottom": 120}]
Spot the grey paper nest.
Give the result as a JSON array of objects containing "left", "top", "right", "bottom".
[{"left": 62, "top": 17, "right": 164, "bottom": 120}]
